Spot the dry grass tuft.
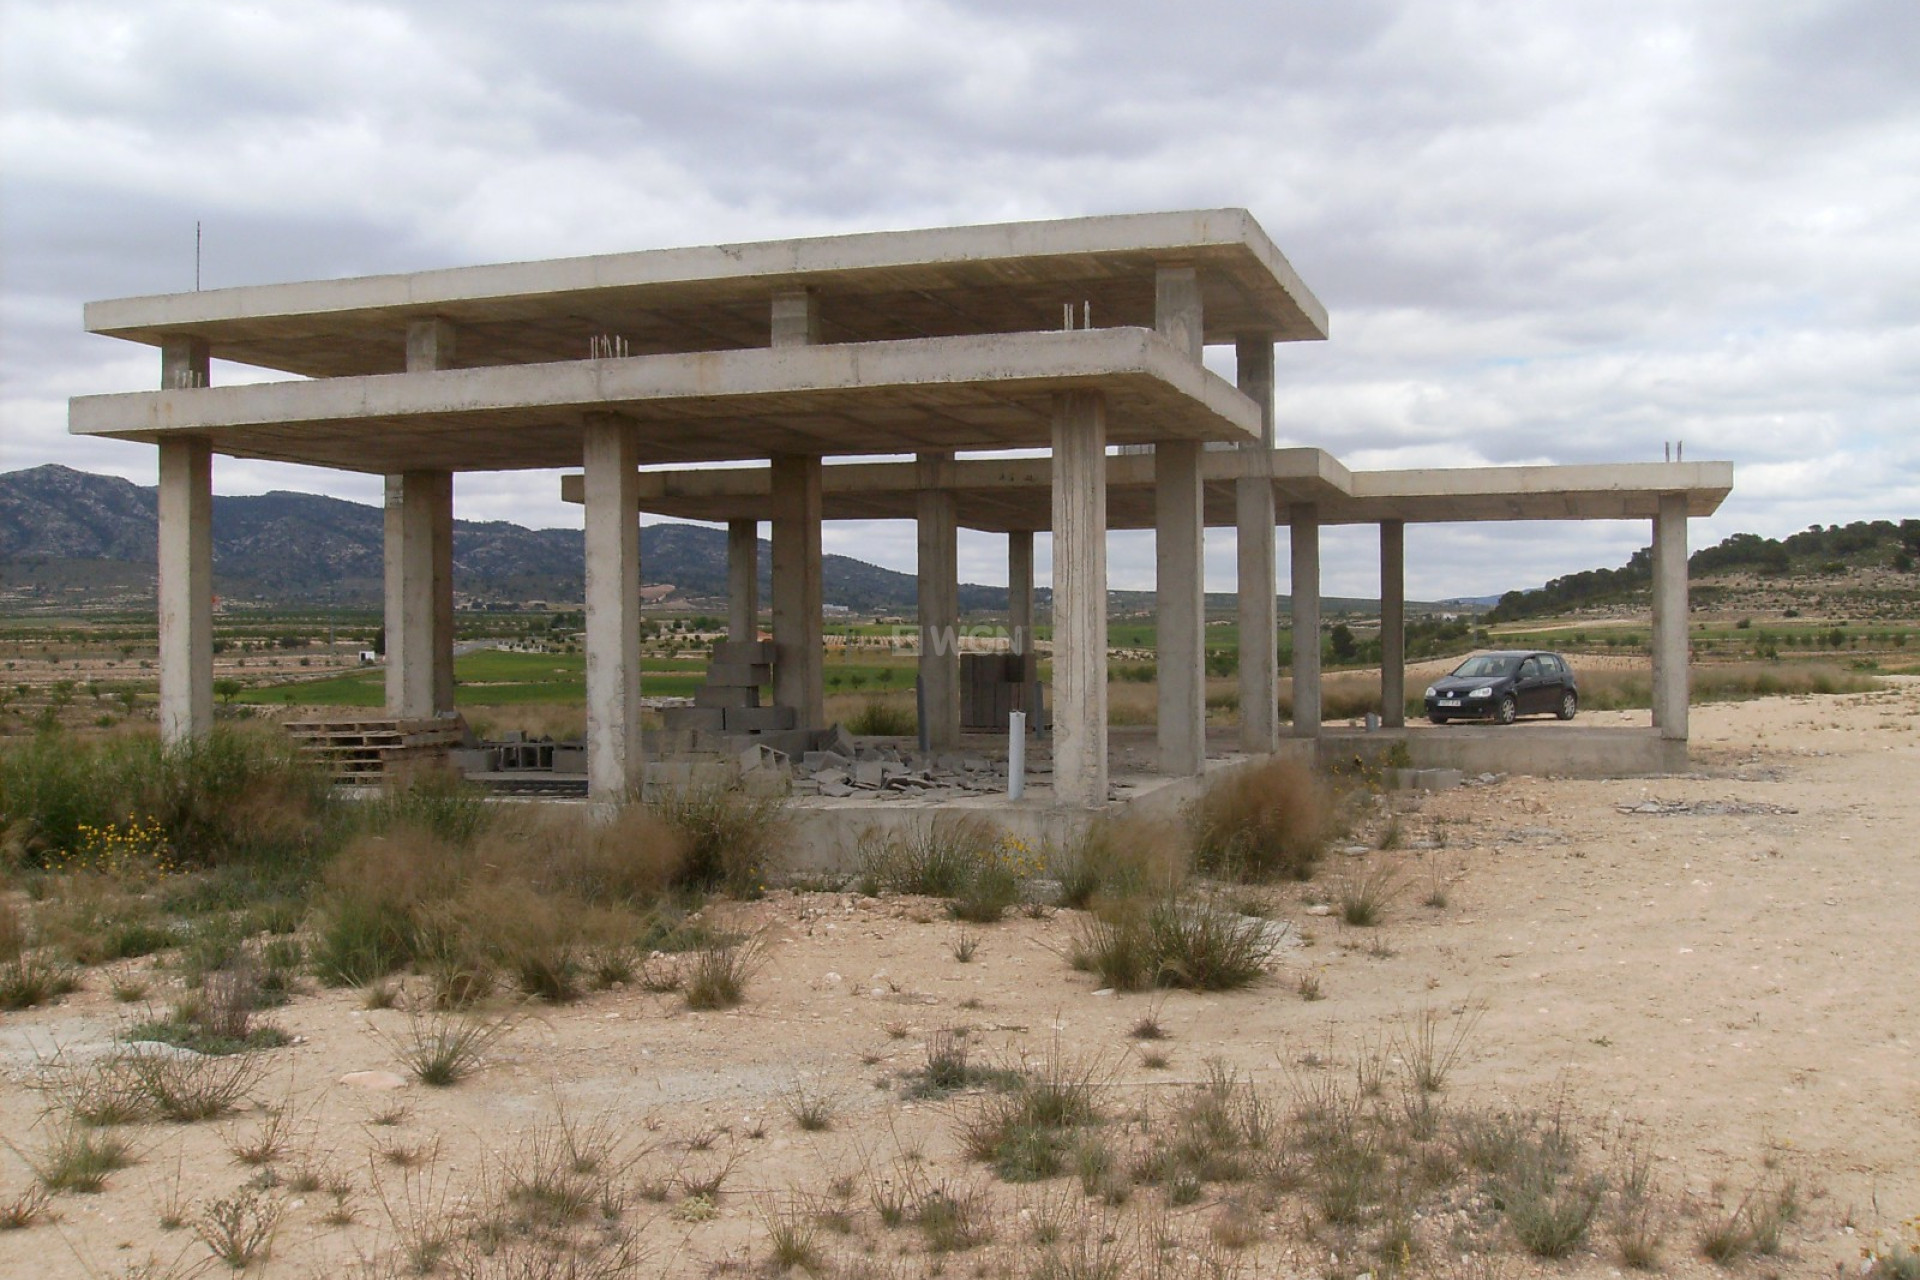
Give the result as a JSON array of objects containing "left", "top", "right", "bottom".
[{"left": 1187, "top": 758, "right": 1330, "bottom": 881}]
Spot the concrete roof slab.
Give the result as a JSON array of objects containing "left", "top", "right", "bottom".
[
  {"left": 84, "top": 210, "right": 1327, "bottom": 379},
  {"left": 70, "top": 328, "right": 1260, "bottom": 473},
  {"left": 562, "top": 454, "right": 1732, "bottom": 532}
]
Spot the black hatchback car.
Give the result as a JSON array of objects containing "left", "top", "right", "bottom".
[{"left": 1424, "top": 650, "right": 1578, "bottom": 725}]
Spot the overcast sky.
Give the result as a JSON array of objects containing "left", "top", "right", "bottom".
[{"left": 4, "top": 0, "right": 1916, "bottom": 600}]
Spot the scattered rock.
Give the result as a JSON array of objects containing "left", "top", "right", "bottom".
[{"left": 339, "top": 1070, "right": 409, "bottom": 1091}]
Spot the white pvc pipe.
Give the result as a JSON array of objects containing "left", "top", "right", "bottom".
[{"left": 1008, "top": 711, "right": 1026, "bottom": 801}]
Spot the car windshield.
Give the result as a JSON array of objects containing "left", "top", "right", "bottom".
[{"left": 1450, "top": 655, "right": 1520, "bottom": 679}]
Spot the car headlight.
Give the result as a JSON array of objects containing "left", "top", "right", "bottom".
[
  {"left": 1423, "top": 686, "right": 1436, "bottom": 699},
  {"left": 1470, "top": 686, "right": 1493, "bottom": 698}
]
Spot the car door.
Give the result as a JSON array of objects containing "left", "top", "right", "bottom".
[{"left": 1514, "top": 656, "right": 1544, "bottom": 714}]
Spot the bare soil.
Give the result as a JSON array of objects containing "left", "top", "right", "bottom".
[{"left": 3, "top": 681, "right": 1917, "bottom": 1277}]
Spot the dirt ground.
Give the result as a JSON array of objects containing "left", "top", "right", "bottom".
[{"left": 2, "top": 680, "right": 1917, "bottom": 1278}]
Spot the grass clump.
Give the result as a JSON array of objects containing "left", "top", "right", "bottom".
[
  {"left": 843, "top": 697, "right": 916, "bottom": 737},
  {"left": 126, "top": 1047, "right": 266, "bottom": 1122},
  {"left": 1698, "top": 1173, "right": 1798, "bottom": 1263},
  {"left": 683, "top": 932, "right": 764, "bottom": 1011},
  {"left": 194, "top": 1187, "right": 283, "bottom": 1269},
  {"left": 955, "top": 1051, "right": 1103, "bottom": 1182},
  {"left": 1051, "top": 815, "right": 1185, "bottom": 910},
  {"left": 25, "top": 1123, "right": 136, "bottom": 1193},
  {"left": 1336, "top": 857, "right": 1402, "bottom": 927},
  {"left": 0, "top": 951, "right": 79, "bottom": 1012},
  {"left": 1070, "top": 895, "right": 1279, "bottom": 992},
  {"left": 389, "top": 1008, "right": 518, "bottom": 1087},
  {"left": 1187, "top": 757, "right": 1330, "bottom": 881},
  {"left": 859, "top": 817, "right": 1042, "bottom": 922},
  {"left": 648, "top": 786, "right": 785, "bottom": 897}
]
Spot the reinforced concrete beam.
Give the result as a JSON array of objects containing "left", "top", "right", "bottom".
[
  {"left": 1651, "top": 493, "right": 1690, "bottom": 741},
  {"left": 1289, "top": 504, "right": 1321, "bottom": 737},
  {"left": 1051, "top": 391, "right": 1108, "bottom": 807},
  {"left": 582, "top": 414, "right": 644, "bottom": 800},
  {"left": 917, "top": 452, "right": 961, "bottom": 751}
]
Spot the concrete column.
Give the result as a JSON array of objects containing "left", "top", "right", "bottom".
[
  {"left": 768, "top": 286, "right": 824, "bottom": 729},
  {"left": 389, "top": 318, "right": 455, "bottom": 716},
  {"left": 727, "top": 520, "right": 759, "bottom": 642},
  {"left": 384, "top": 473, "right": 447, "bottom": 719},
  {"left": 771, "top": 288, "right": 821, "bottom": 348},
  {"left": 156, "top": 435, "right": 213, "bottom": 744},
  {"left": 582, "top": 414, "right": 643, "bottom": 801},
  {"left": 1154, "top": 265, "right": 1205, "bottom": 361},
  {"left": 1051, "top": 390, "right": 1108, "bottom": 807},
  {"left": 917, "top": 452, "right": 960, "bottom": 750},
  {"left": 1289, "top": 503, "right": 1321, "bottom": 737},
  {"left": 1651, "top": 493, "right": 1690, "bottom": 740},
  {"left": 1008, "top": 531, "right": 1035, "bottom": 657},
  {"left": 1235, "top": 335, "right": 1279, "bottom": 753},
  {"left": 770, "top": 454, "right": 824, "bottom": 728},
  {"left": 1154, "top": 439, "right": 1205, "bottom": 775},
  {"left": 1380, "top": 520, "right": 1406, "bottom": 728}
]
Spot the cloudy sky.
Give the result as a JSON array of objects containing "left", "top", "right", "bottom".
[{"left": 4, "top": 0, "right": 1916, "bottom": 600}]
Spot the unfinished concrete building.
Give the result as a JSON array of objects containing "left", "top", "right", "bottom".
[{"left": 71, "top": 209, "right": 1730, "bottom": 806}]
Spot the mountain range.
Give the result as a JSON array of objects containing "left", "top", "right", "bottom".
[{"left": 0, "top": 464, "right": 1009, "bottom": 614}]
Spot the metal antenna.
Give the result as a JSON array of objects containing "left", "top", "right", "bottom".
[{"left": 195, "top": 221, "right": 202, "bottom": 291}]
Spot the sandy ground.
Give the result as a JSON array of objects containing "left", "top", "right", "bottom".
[{"left": 2, "top": 680, "right": 1917, "bottom": 1278}]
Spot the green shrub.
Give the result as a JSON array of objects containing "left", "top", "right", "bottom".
[
  {"left": 1051, "top": 816, "right": 1185, "bottom": 910},
  {"left": 1071, "top": 895, "right": 1278, "bottom": 992}
]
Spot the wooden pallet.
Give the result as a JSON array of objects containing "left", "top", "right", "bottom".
[{"left": 285, "top": 717, "right": 465, "bottom": 784}]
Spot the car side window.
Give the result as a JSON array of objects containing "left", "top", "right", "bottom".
[
  {"left": 1542, "top": 655, "right": 1562, "bottom": 675},
  {"left": 1518, "top": 658, "right": 1538, "bottom": 678}
]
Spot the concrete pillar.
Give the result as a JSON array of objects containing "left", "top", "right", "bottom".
[
  {"left": 917, "top": 452, "right": 960, "bottom": 751},
  {"left": 1235, "top": 335, "right": 1279, "bottom": 753},
  {"left": 770, "top": 454, "right": 824, "bottom": 728},
  {"left": 1051, "top": 390, "right": 1108, "bottom": 807},
  {"left": 156, "top": 337, "right": 212, "bottom": 745},
  {"left": 1008, "top": 530, "right": 1035, "bottom": 657},
  {"left": 1289, "top": 503, "right": 1321, "bottom": 737},
  {"left": 768, "top": 286, "right": 825, "bottom": 728},
  {"left": 156, "top": 435, "right": 213, "bottom": 744},
  {"left": 1154, "top": 265, "right": 1205, "bottom": 361},
  {"left": 1651, "top": 493, "right": 1690, "bottom": 740},
  {"left": 1154, "top": 439, "right": 1205, "bottom": 775},
  {"left": 385, "top": 318, "right": 456, "bottom": 717},
  {"left": 1380, "top": 520, "right": 1406, "bottom": 728},
  {"left": 771, "top": 288, "right": 821, "bottom": 348},
  {"left": 384, "top": 473, "right": 449, "bottom": 719},
  {"left": 727, "top": 520, "right": 759, "bottom": 642},
  {"left": 582, "top": 414, "right": 643, "bottom": 801}
]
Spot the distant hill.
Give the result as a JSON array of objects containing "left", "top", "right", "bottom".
[
  {"left": 1486, "top": 520, "right": 1920, "bottom": 622},
  {"left": 0, "top": 464, "right": 987, "bottom": 613}
]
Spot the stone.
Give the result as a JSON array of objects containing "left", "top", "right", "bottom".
[
  {"left": 852, "top": 761, "right": 887, "bottom": 788},
  {"left": 339, "top": 1070, "right": 409, "bottom": 1091},
  {"left": 820, "top": 724, "right": 858, "bottom": 758}
]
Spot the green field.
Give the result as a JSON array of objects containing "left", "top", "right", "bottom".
[{"left": 236, "top": 649, "right": 709, "bottom": 708}]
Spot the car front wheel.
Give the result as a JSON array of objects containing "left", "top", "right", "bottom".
[
  {"left": 1558, "top": 690, "right": 1578, "bottom": 720},
  {"left": 1429, "top": 713, "right": 1448, "bottom": 725},
  {"left": 1496, "top": 695, "right": 1517, "bottom": 725}
]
